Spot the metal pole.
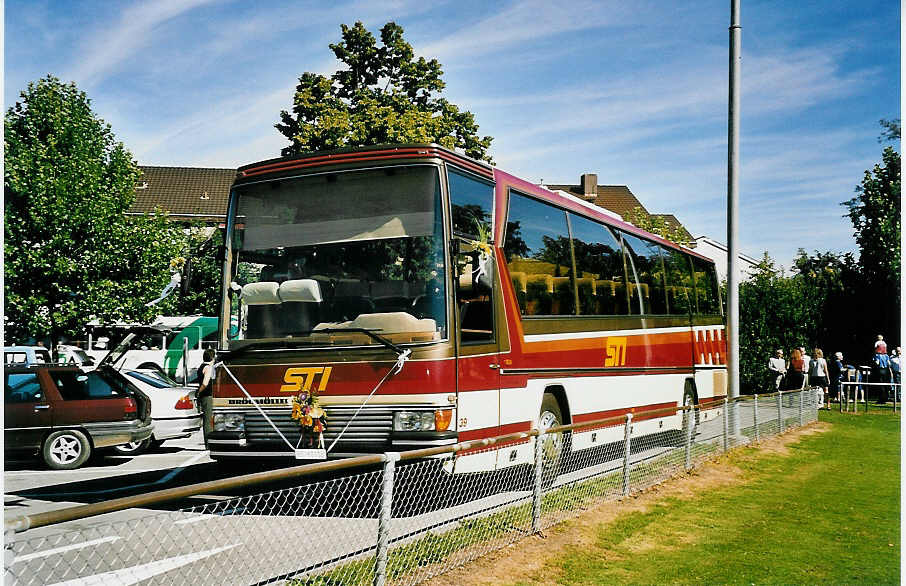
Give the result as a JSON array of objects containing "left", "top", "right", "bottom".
[
  {"left": 777, "top": 391, "right": 784, "bottom": 433},
  {"left": 798, "top": 390, "right": 804, "bottom": 427},
  {"left": 531, "top": 431, "right": 545, "bottom": 534},
  {"left": 684, "top": 406, "right": 694, "bottom": 471},
  {"left": 753, "top": 394, "right": 760, "bottom": 441},
  {"left": 374, "top": 452, "right": 399, "bottom": 586},
  {"left": 621, "top": 414, "right": 633, "bottom": 496},
  {"left": 723, "top": 398, "right": 729, "bottom": 451},
  {"left": 726, "top": 0, "right": 742, "bottom": 437},
  {"left": 182, "top": 336, "right": 189, "bottom": 385}
]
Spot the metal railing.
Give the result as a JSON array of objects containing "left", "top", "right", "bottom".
[
  {"left": 4, "top": 389, "right": 819, "bottom": 586},
  {"left": 838, "top": 381, "right": 902, "bottom": 413}
]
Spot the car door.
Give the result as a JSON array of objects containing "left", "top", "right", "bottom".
[{"left": 4, "top": 371, "right": 53, "bottom": 452}]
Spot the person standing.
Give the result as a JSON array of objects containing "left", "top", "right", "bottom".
[
  {"left": 197, "top": 348, "right": 216, "bottom": 442},
  {"left": 830, "top": 351, "right": 846, "bottom": 403},
  {"left": 768, "top": 349, "right": 786, "bottom": 391},
  {"left": 891, "top": 348, "right": 902, "bottom": 403},
  {"left": 875, "top": 335, "right": 888, "bottom": 355},
  {"left": 810, "top": 349, "right": 830, "bottom": 409},
  {"left": 785, "top": 348, "right": 805, "bottom": 391},
  {"left": 800, "top": 347, "right": 811, "bottom": 389}
]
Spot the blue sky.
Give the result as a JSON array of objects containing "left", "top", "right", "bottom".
[{"left": 5, "top": 0, "right": 900, "bottom": 267}]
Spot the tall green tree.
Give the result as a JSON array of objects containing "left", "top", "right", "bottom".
[
  {"left": 276, "top": 21, "right": 493, "bottom": 162},
  {"left": 4, "top": 76, "right": 186, "bottom": 344},
  {"left": 842, "top": 121, "right": 901, "bottom": 343}
]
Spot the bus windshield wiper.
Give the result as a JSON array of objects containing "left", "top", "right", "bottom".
[{"left": 309, "top": 328, "right": 405, "bottom": 357}]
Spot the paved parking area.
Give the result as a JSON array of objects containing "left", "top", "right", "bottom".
[{"left": 4, "top": 432, "right": 213, "bottom": 520}]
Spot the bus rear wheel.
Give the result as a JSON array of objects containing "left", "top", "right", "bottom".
[{"left": 538, "top": 393, "right": 565, "bottom": 488}]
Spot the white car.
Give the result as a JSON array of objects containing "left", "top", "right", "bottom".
[{"left": 111, "top": 368, "right": 202, "bottom": 455}]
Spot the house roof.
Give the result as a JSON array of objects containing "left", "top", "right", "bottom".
[
  {"left": 129, "top": 166, "right": 235, "bottom": 222},
  {"left": 545, "top": 183, "right": 649, "bottom": 218},
  {"left": 546, "top": 181, "right": 692, "bottom": 242}
]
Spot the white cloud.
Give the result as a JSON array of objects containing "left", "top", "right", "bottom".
[
  {"left": 420, "top": 0, "right": 644, "bottom": 62},
  {"left": 67, "top": 0, "right": 220, "bottom": 88}
]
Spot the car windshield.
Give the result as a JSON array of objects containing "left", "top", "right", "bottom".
[
  {"left": 227, "top": 165, "right": 447, "bottom": 349},
  {"left": 126, "top": 370, "right": 179, "bottom": 389}
]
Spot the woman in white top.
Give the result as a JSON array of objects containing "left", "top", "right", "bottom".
[{"left": 810, "top": 348, "right": 830, "bottom": 409}]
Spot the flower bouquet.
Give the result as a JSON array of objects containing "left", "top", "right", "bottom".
[{"left": 290, "top": 389, "right": 328, "bottom": 449}]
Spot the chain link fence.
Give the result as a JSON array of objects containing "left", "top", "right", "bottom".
[{"left": 5, "top": 389, "right": 818, "bottom": 586}]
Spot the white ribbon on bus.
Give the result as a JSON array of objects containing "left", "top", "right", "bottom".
[{"left": 212, "top": 349, "right": 411, "bottom": 456}]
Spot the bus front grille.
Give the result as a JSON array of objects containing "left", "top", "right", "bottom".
[{"left": 244, "top": 406, "right": 395, "bottom": 446}]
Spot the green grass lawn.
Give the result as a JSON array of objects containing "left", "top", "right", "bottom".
[{"left": 529, "top": 410, "right": 900, "bottom": 585}]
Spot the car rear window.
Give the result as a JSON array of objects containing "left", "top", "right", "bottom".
[
  {"left": 51, "top": 371, "right": 130, "bottom": 400},
  {"left": 5, "top": 373, "right": 42, "bottom": 403},
  {"left": 126, "top": 370, "right": 177, "bottom": 389}
]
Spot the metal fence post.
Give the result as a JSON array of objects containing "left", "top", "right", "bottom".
[
  {"left": 722, "top": 398, "right": 729, "bottom": 451},
  {"left": 777, "top": 391, "right": 784, "bottom": 433},
  {"left": 621, "top": 413, "right": 633, "bottom": 496},
  {"left": 374, "top": 452, "right": 399, "bottom": 586},
  {"left": 683, "top": 405, "right": 693, "bottom": 471},
  {"left": 753, "top": 394, "right": 760, "bottom": 442},
  {"left": 798, "top": 390, "right": 804, "bottom": 426},
  {"left": 531, "top": 431, "right": 545, "bottom": 534}
]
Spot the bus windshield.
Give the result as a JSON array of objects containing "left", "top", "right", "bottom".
[{"left": 227, "top": 165, "right": 447, "bottom": 348}]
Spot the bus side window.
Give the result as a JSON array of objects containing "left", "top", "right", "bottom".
[
  {"left": 449, "top": 168, "right": 495, "bottom": 241},
  {"left": 455, "top": 242, "right": 495, "bottom": 344},
  {"left": 504, "top": 192, "right": 575, "bottom": 316}
]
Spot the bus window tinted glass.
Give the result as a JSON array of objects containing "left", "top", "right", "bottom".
[
  {"left": 504, "top": 192, "right": 575, "bottom": 316},
  {"left": 663, "top": 248, "right": 693, "bottom": 315},
  {"left": 692, "top": 257, "right": 721, "bottom": 315},
  {"left": 620, "top": 233, "right": 668, "bottom": 314},
  {"left": 568, "top": 214, "right": 628, "bottom": 315},
  {"left": 449, "top": 169, "right": 494, "bottom": 240}
]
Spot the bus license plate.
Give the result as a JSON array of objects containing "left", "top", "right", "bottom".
[{"left": 295, "top": 448, "right": 327, "bottom": 460}]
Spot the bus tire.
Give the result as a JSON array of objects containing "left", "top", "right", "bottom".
[
  {"left": 663, "top": 383, "right": 698, "bottom": 447},
  {"left": 538, "top": 393, "right": 565, "bottom": 488}
]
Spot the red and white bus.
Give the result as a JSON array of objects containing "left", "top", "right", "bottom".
[{"left": 207, "top": 144, "right": 726, "bottom": 474}]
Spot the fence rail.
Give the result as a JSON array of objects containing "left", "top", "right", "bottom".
[{"left": 4, "top": 390, "right": 819, "bottom": 586}]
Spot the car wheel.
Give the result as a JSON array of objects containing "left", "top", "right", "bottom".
[
  {"left": 43, "top": 430, "right": 92, "bottom": 470},
  {"left": 538, "top": 393, "right": 564, "bottom": 488},
  {"left": 112, "top": 438, "right": 151, "bottom": 456}
]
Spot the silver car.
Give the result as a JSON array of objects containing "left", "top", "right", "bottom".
[{"left": 111, "top": 368, "right": 202, "bottom": 455}]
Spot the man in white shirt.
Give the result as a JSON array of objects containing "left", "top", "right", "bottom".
[{"left": 768, "top": 349, "right": 786, "bottom": 391}]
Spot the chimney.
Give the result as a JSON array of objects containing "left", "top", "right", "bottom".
[{"left": 580, "top": 173, "right": 597, "bottom": 201}]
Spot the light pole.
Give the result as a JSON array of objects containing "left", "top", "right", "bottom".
[{"left": 727, "top": 0, "right": 742, "bottom": 435}]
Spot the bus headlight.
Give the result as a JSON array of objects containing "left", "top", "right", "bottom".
[
  {"left": 393, "top": 409, "right": 453, "bottom": 432},
  {"left": 213, "top": 413, "right": 245, "bottom": 432}
]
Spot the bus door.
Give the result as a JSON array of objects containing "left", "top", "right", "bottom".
[{"left": 453, "top": 241, "right": 501, "bottom": 472}]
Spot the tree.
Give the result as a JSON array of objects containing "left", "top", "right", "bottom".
[
  {"left": 171, "top": 226, "right": 223, "bottom": 317},
  {"left": 276, "top": 21, "right": 493, "bottom": 162},
  {"left": 4, "top": 76, "right": 187, "bottom": 344},
  {"left": 622, "top": 206, "right": 691, "bottom": 246},
  {"left": 842, "top": 122, "right": 901, "bottom": 343}
]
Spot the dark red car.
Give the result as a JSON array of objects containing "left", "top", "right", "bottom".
[{"left": 4, "top": 365, "right": 153, "bottom": 469}]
